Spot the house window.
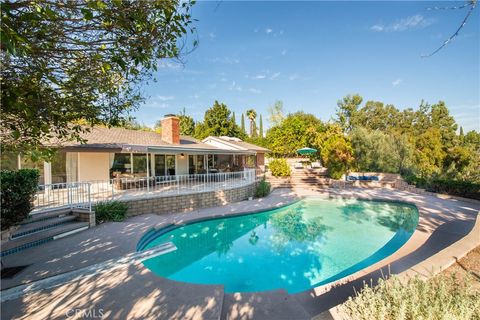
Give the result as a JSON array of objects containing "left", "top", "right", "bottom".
[
  {"left": 50, "top": 152, "right": 67, "bottom": 184},
  {"left": 155, "top": 155, "right": 166, "bottom": 176},
  {"left": 110, "top": 153, "right": 131, "bottom": 178},
  {"left": 132, "top": 153, "right": 148, "bottom": 176},
  {"left": 166, "top": 155, "right": 175, "bottom": 176}
]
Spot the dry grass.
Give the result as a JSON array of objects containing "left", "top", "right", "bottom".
[{"left": 340, "top": 246, "right": 480, "bottom": 320}]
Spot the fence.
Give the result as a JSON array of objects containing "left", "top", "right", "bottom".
[{"left": 33, "top": 169, "right": 257, "bottom": 213}]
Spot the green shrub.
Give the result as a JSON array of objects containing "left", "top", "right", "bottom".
[
  {"left": 269, "top": 158, "right": 291, "bottom": 177},
  {"left": 255, "top": 178, "right": 271, "bottom": 198},
  {"left": 1, "top": 169, "right": 39, "bottom": 230},
  {"left": 95, "top": 201, "right": 129, "bottom": 224},
  {"left": 403, "top": 174, "right": 480, "bottom": 200},
  {"left": 341, "top": 274, "right": 480, "bottom": 320}
]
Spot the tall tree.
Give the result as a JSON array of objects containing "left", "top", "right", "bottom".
[
  {"left": 241, "top": 113, "right": 246, "bottom": 134},
  {"left": 178, "top": 108, "right": 195, "bottom": 136},
  {"left": 1, "top": 0, "right": 197, "bottom": 156},
  {"left": 194, "top": 101, "right": 244, "bottom": 140},
  {"left": 266, "top": 112, "right": 324, "bottom": 157},
  {"left": 246, "top": 109, "right": 257, "bottom": 137},
  {"left": 268, "top": 100, "right": 285, "bottom": 126},
  {"left": 259, "top": 114, "right": 264, "bottom": 138},
  {"left": 335, "top": 94, "right": 363, "bottom": 133}
]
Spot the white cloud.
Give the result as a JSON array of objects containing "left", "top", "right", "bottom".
[
  {"left": 289, "top": 74, "right": 299, "bottom": 81},
  {"left": 265, "top": 28, "right": 273, "bottom": 34},
  {"left": 249, "top": 88, "right": 262, "bottom": 94},
  {"left": 370, "top": 25, "right": 384, "bottom": 32},
  {"left": 157, "top": 95, "right": 175, "bottom": 101},
  {"left": 392, "top": 78, "right": 402, "bottom": 87},
  {"left": 209, "top": 32, "right": 216, "bottom": 40},
  {"left": 281, "top": 49, "right": 287, "bottom": 56},
  {"left": 254, "top": 74, "right": 266, "bottom": 79},
  {"left": 254, "top": 28, "right": 259, "bottom": 33},
  {"left": 209, "top": 57, "right": 240, "bottom": 64},
  {"left": 228, "top": 81, "right": 242, "bottom": 92},
  {"left": 270, "top": 72, "right": 281, "bottom": 80},
  {"left": 371, "top": 14, "right": 434, "bottom": 32}
]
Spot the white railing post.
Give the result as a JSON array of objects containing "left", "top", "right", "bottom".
[{"left": 88, "top": 183, "right": 92, "bottom": 213}]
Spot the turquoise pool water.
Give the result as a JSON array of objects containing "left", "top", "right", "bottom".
[{"left": 141, "top": 197, "right": 418, "bottom": 293}]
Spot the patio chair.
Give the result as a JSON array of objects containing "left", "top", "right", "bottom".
[
  {"left": 294, "top": 162, "right": 303, "bottom": 169},
  {"left": 311, "top": 161, "right": 322, "bottom": 169}
]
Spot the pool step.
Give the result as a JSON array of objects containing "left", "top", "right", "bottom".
[{"left": 1, "top": 222, "right": 89, "bottom": 257}]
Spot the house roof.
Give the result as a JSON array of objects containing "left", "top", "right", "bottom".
[
  {"left": 203, "top": 136, "right": 270, "bottom": 152},
  {"left": 53, "top": 127, "right": 263, "bottom": 154}
]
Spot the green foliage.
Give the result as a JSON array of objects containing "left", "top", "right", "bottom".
[
  {"left": 351, "top": 127, "right": 412, "bottom": 173},
  {"left": 317, "top": 125, "right": 354, "bottom": 179},
  {"left": 246, "top": 109, "right": 257, "bottom": 137},
  {"left": 269, "top": 158, "right": 291, "bottom": 177},
  {"left": 95, "top": 201, "right": 129, "bottom": 224},
  {"left": 266, "top": 112, "right": 324, "bottom": 157},
  {"left": 335, "top": 94, "right": 363, "bottom": 133},
  {"left": 1, "top": 0, "right": 196, "bottom": 157},
  {"left": 178, "top": 108, "right": 195, "bottom": 136},
  {"left": 194, "top": 101, "right": 245, "bottom": 140},
  {"left": 405, "top": 174, "right": 480, "bottom": 200},
  {"left": 0, "top": 169, "right": 39, "bottom": 230},
  {"left": 259, "top": 114, "right": 264, "bottom": 138},
  {"left": 255, "top": 178, "right": 271, "bottom": 198},
  {"left": 267, "top": 100, "right": 285, "bottom": 127},
  {"left": 341, "top": 274, "right": 480, "bottom": 320}
]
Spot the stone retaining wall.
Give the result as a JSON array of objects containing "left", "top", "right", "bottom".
[{"left": 123, "top": 183, "right": 257, "bottom": 216}]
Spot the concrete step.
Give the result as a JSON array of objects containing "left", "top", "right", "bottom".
[
  {"left": 1, "top": 222, "right": 89, "bottom": 257},
  {"left": 11, "top": 215, "right": 77, "bottom": 239},
  {"left": 22, "top": 208, "right": 72, "bottom": 224}
]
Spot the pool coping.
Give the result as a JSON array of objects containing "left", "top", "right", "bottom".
[
  {"left": 135, "top": 189, "right": 480, "bottom": 318},
  {"left": 2, "top": 188, "right": 479, "bottom": 320}
]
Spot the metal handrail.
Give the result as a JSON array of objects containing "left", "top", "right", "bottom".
[{"left": 34, "top": 169, "right": 256, "bottom": 212}]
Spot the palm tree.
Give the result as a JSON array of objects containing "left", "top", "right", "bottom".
[{"left": 246, "top": 109, "right": 257, "bottom": 137}]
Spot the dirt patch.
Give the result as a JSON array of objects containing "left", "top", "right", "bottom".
[{"left": 441, "top": 246, "right": 480, "bottom": 290}]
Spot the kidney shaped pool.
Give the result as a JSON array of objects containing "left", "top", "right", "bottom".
[{"left": 139, "top": 197, "right": 418, "bottom": 293}]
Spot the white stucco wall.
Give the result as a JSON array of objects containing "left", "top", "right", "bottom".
[
  {"left": 176, "top": 154, "right": 189, "bottom": 175},
  {"left": 78, "top": 152, "right": 110, "bottom": 181}
]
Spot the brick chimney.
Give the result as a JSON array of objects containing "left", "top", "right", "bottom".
[{"left": 161, "top": 114, "right": 180, "bottom": 144}]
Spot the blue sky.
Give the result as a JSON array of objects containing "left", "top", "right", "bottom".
[{"left": 134, "top": 1, "right": 480, "bottom": 131}]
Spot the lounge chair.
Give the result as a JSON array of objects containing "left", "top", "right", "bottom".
[
  {"left": 311, "top": 161, "right": 322, "bottom": 169},
  {"left": 294, "top": 162, "right": 303, "bottom": 169}
]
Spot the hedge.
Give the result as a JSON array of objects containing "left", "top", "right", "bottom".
[
  {"left": 404, "top": 174, "right": 480, "bottom": 200},
  {"left": 1, "top": 169, "right": 39, "bottom": 230}
]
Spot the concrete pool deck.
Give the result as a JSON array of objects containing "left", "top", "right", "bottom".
[{"left": 1, "top": 188, "right": 479, "bottom": 320}]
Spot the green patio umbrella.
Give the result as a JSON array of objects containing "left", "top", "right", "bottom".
[{"left": 296, "top": 147, "right": 317, "bottom": 155}]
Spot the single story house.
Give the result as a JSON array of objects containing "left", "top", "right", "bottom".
[{"left": 2, "top": 115, "right": 269, "bottom": 185}]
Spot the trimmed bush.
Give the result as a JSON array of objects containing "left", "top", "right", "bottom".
[
  {"left": 255, "top": 178, "right": 271, "bottom": 198},
  {"left": 1, "top": 169, "right": 40, "bottom": 230},
  {"left": 403, "top": 174, "right": 480, "bottom": 200},
  {"left": 95, "top": 201, "right": 128, "bottom": 224},
  {"left": 269, "top": 158, "right": 291, "bottom": 177},
  {"left": 341, "top": 273, "right": 480, "bottom": 320}
]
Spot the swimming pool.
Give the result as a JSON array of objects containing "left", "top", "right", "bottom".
[{"left": 140, "top": 197, "right": 418, "bottom": 293}]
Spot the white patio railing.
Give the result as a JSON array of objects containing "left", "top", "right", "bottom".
[{"left": 33, "top": 168, "right": 257, "bottom": 213}]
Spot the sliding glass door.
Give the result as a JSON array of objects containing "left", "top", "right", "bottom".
[{"left": 154, "top": 155, "right": 166, "bottom": 176}]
